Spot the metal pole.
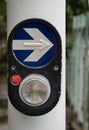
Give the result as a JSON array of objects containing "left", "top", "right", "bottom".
[{"left": 7, "top": 0, "right": 65, "bottom": 130}]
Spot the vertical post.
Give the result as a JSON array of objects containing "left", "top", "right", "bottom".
[{"left": 7, "top": 0, "right": 65, "bottom": 130}]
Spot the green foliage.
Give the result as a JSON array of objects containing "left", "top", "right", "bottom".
[
  {"left": 0, "top": 25, "right": 7, "bottom": 40},
  {"left": 0, "top": 0, "right": 6, "bottom": 15},
  {"left": 66, "top": 0, "right": 88, "bottom": 19},
  {"left": 66, "top": 0, "right": 88, "bottom": 33},
  {"left": 0, "top": 0, "right": 6, "bottom": 24},
  {"left": 0, "top": 62, "right": 7, "bottom": 74}
]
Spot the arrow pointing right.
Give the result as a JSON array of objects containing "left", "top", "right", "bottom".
[{"left": 13, "top": 28, "right": 53, "bottom": 62}]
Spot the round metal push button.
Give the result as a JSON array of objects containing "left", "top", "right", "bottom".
[{"left": 19, "top": 74, "right": 51, "bottom": 106}]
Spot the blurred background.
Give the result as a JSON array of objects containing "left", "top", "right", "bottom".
[
  {"left": 0, "top": 0, "right": 8, "bottom": 130},
  {"left": 66, "top": 0, "right": 89, "bottom": 130},
  {"left": 0, "top": 0, "right": 89, "bottom": 130}
]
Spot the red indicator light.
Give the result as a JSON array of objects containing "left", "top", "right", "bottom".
[{"left": 11, "top": 75, "right": 21, "bottom": 85}]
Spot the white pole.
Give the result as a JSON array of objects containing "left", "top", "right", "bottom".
[{"left": 7, "top": 0, "right": 65, "bottom": 130}]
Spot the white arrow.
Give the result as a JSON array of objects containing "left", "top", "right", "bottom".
[{"left": 13, "top": 28, "right": 53, "bottom": 62}]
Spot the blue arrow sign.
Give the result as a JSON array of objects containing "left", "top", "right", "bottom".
[{"left": 12, "top": 20, "right": 57, "bottom": 68}]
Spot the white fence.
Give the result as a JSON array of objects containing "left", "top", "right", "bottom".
[{"left": 67, "top": 12, "right": 89, "bottom": 130}]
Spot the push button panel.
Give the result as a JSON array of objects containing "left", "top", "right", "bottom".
[{"left": 8, "top": 19, "right": 62, "bottom": 116}]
